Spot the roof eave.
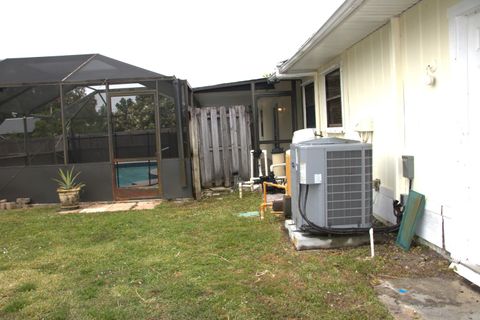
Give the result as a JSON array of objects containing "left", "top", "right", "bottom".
[{"left": 279, "top": 0, "right": 365, "bottom": 74}]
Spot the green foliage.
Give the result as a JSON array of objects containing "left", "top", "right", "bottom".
[
  {"left": 68, "top": 98, "right": 107, "bottom": 136},
  {"left": 53, "top": 166, "right": 85, "bottom": 190},
  {"left": 159, "top": 96, "right": 176, "bottom": 129},
  {"left": 30, "top": 88, "right": 88, "bottom": 138},
  {"left": 262, "top": 72, "right": 275, "bottom": 78},
  {"left": 113, "top": 96, "right": 155, "bottom": 132},
  {"left": 113, "top": 95, "right": 177, "bottom": 132}
]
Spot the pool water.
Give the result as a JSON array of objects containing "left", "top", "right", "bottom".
[{"left": 116, "top": 161, "right": 158, "bottom": 188}]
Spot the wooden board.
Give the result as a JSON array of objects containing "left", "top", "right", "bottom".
[
  {"left": 190, "top": 105, "right": 250, "bottom": 188},
  {"left": 229, "top": 106, "right": 239, "bottom": 174},
  {"left": 199, "top": 108, "right": 212, "bottom": 187},
  {"left": 396, "top": 190, "right": 426, "bottom": 251},
  {"left": 188, "top": 108, "right": 202, "bottom": 199},
  {"left": 209, "top": 108, "right": 222, "bottom": 186},
  {"left": 219, "top": 106, "right": 231, "bottom": 186}
]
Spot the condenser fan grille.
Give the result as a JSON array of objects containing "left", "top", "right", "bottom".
[{"left": 326, "top": 149, "right": 372, "bottom": 227}]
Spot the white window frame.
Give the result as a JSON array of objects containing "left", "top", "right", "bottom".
[
  {"left": 448, "top": 0, "right": 480, "bottom": 78},
  {"left": 322, "top": 64, "right": 344, "bottom": 133},
  {"left": 447, "top": 0, "right": 480, "bottom": 272}
]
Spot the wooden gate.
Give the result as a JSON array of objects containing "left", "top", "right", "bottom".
[{"left": 189, "top": 105, "right": 251, "bottom": 190}]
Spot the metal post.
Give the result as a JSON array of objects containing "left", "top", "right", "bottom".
[
  {"left": 106, "top": 83, "right": 114, "bottom": 163},
  {"left": 272, "top": 106, "right": 280, "bottom": 150},
  {"left": 23, "top": 116, "right": 30, "bottom": 165},
  {"left": 116, "top": 160, "right": 120, "bottom": 187},
  {"left": 148, "top": 159, "right": 152, "bottom": 186},
  {"left": 173, "top": 79, "right": 187, "bottom": 187},
  {"left": 250, "top": 82, "right": 259, "bottom": 177},
  {"left": 105, "top": 83, "right": 117, "bottom": 199},
  {"left": 182, "top": 82, "right": 192, "bottom": 158},
  {"left": 155, "top": 80, "right": 164, "bottom": 196},
  {"left": 59, "top": 84, "right": 68, "bottom": 165},
  {"left": 250, "top": 82, "right": 258, "bottom": 152},
  {"left": 291, "top": 80, "right": 298, "bottom": 132}
]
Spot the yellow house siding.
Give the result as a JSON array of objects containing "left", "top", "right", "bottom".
[
  {"left": 315, "top": 0, "right": 459, "bottom": 201},
  {"left": 399, "top": 0, "right": 458, "bottom": 209},
  {"left": 317, "top": 22, "right": 398, "bottom": 191},
  {"left": 306, "top": 0, "right": 480, "bottom": 280},
  {"left": 343, "top": 24, "right": 397, "bottom": 191}
]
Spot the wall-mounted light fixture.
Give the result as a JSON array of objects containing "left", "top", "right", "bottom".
[
  {"left": 424, "top": 63, "right": 436, "bottom": 86},
  {"left": 355, "top": 118, "right": 374, "bottom": 143}
]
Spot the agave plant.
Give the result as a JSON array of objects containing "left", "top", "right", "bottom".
[{"left": 53, "top": 166, "right": 86, "bottom": 190}]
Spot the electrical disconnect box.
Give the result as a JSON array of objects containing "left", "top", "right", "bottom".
[{"left": 402, "top": 155, "right": 414, "bottom": 179}]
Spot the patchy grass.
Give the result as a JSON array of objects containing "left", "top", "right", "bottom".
[
  {"left": 16, "top": 282, "right": 37, "bottom": 293},
  {"left": 3, "top": 298, "right": 28, "bottom": 313},
  {"left": 0, "top": 192, "right": 451, "bottom": 319}
]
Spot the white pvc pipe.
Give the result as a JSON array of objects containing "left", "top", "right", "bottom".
[
  {"left": 270, "top": 163, "right": 286, "bottom": 172},
  {"left": 369, "top": 228, "right": 375, "bottom": 258},
  {"left": 249, "top": 150, "right": 255, "bottom": 181},
  {"left": 262, "top": 149, "right": 268, "bottom": 176},
  {"left": 248, "top": 149, "right": 268, "bottom": 180}
]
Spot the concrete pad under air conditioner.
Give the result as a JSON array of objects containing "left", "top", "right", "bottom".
[{"left": 284, "top": 219, "right": 371, "bottom": 250}]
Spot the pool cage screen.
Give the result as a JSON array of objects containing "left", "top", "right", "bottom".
[{"left": 0, "top": 54, "right": 192, "bottom": 202}]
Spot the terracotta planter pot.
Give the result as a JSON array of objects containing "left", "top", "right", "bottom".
[{"left": 57, "top": 187, "right": 81, "bottom": 210}]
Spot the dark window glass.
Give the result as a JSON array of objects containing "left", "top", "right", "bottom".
[
  {"left": 304, "top": 83, "right": 316, "bottom": 128},
  {"left": 325, "top": 69, "right": 343, "bottom": 128}
]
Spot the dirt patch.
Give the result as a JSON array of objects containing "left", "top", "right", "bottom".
[{"left": 372, "top": 234, "right": 454, "bottom": 280}]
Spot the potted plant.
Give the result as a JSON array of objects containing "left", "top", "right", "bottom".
[{"left": 53, "top": 166, "right": 85, "bottom": 210}]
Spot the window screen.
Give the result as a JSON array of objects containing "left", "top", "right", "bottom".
[{"left": 325, "top": 69, "right": 342, "bottom": 128}]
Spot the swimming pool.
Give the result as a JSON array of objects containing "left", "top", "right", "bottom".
[{"left": 116, "top": 161, "right": 158, "bottom": 188}]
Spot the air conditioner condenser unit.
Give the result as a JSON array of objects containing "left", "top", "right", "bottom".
[{"left": 290, "top": 138, "right": 373, "bottom": 233}]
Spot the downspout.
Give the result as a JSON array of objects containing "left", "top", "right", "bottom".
[
  {"left": 173, "top": 79, "right": 187, "bottom": 187},
  {"left": 250, "top": 81, "right": 261, "bottom": 177},
  {"left": 390, "top": 16, "right": 407, "bottom": 200}
]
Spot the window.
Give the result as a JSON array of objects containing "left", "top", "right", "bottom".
[
  {"left": 303, "top": 83, "right": 316, "bottom": 128},
  {"left": 325, "top": 68, "right": 343, "bottom": 128}
]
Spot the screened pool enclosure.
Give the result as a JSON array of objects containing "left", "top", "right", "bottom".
[{"left": 0, "top": 54, "right": 192, "bottom": 202}]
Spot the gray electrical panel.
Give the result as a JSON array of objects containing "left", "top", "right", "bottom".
[
  {"left": 297, "top": 146, "right": 323, "bottom": 184},
  {"left": 402, "top": 155, "right": 414, "bottom": 179},
  {"left": 290, "top": 138, "right": 373, "bottom": 230}
]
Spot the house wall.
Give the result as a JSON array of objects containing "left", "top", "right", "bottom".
[{"left": 315, "top": 0, "right": 465, "bottom": 256}]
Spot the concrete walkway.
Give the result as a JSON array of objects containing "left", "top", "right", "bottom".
[
  {"left": 375, "top": 277, "right": 480, "bottom": 319},
  {"left": 59, "top": 200, "right": 162, "bottom": 214}
]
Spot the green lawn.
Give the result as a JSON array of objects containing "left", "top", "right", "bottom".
[{"left": 0, "top": 193, "right": 450, "bottom": 319}]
